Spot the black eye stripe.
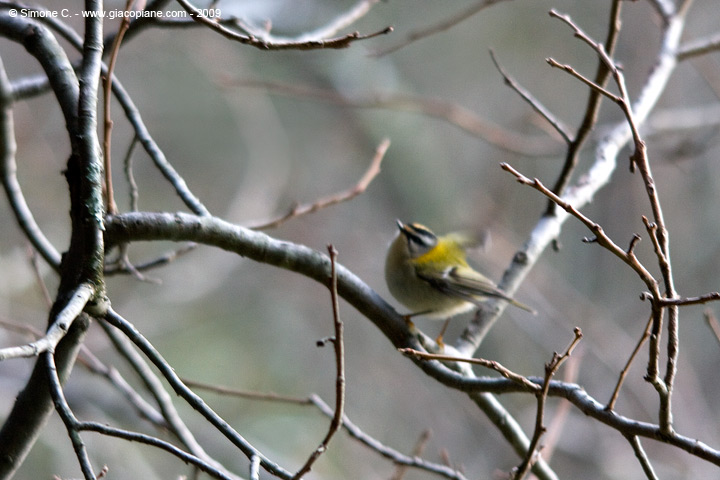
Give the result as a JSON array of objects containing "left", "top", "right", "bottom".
[{"left": 403, "top": 224, "right": 437, "bottom": 247}]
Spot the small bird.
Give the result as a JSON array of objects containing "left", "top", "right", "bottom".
[{"left": 385, "top": 221, "right": 534, "bottom": 340}]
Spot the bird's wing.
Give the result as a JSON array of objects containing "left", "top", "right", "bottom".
[{"left": 418, "top": 266, "right": 535, "bottom": 313}]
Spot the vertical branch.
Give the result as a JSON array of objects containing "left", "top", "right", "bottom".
[
  {"left": 547, "top": 0, "right": 623, "bottom": 213},
  {"left": 103, "top": 0, "right": 136, "bottom": 214},
  {"left": 293, "top": 245, "right": 346, "bottom": 479},
  {"left": 0, "top": 13, "right": 101, "bottom": 478},
  {"left": 512, "top": 328, "right": 582, "bottom": 480}
]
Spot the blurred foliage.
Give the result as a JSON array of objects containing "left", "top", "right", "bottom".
[{"left": 1, "top": 0, "right": 720, "bottom": 479}]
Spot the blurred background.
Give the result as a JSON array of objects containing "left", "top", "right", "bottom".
[{"left": 1, "top": 0, "right": 720, "bottom": 478}]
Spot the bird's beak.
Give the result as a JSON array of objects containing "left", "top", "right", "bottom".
[{"left": 395, "top": 219, "right": 405, "bottom": 231}]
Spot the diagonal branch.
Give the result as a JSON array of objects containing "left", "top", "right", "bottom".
[{"left": 250, "top": 139, "right": 389, "bottom": 230}]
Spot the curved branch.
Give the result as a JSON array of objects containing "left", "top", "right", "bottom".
[
  {"left": 0, "top": 56, "right": 61, "bottom": 268},
  {"left": 104, "top": 211, "right": 720, "bottom": 468}
]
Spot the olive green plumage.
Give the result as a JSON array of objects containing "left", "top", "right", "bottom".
[{"left": 385, "top": 221, "right": 535, "bottom": 318}]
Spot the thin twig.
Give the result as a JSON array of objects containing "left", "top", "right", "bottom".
[
  {"left": 227, "top": 79, "right": 562, "bottom": 156},
  {"left": 501, "top": 163, "right": 660, "bottom": 295},
  {"left": 512, "top": 328, "right": 583, "bottom": 480},
  {"left": 123, "top": 135, "right": 140, "bottom": 211},
  {"left": 293, "top": 245, "right": 346, "bottom": 479},
  {"left": 175, "top": 0, "right": 391, "bottom": 50},
  {"left": 607, "top": 313, "right": 654, "bottom": 411},
  {"left": 185, "top": 379, "right": 312, "bottom": 405},
  {"left": 389, "top": 429, "right": 432, "bottom": 480},
  {"left": 183, "top": 383, "right": 467, "bottom": 479},
  {"left": 546, "top": 58, "right": 622, "bottom": 103},
  {"left": 371, "top": 0, "right": 509, "bottom": 57},
  {"left": 548, "top": 7, "right": 681, "bottom": 431},
  {"left": 27, "top": 246, "right": 52, "bottom": 306},
  {"left": 546, "top": 1, "right": 624, "bottom": 213},
  {"left": 489, "top": 50, "right": 573, "bottom": 144},
  {"left": 541, "top": 351, "right": 581, "bottom": 463},
  {"left": 250, "top": 139, "right": 389, "bottom": 230},
  {"left": 235, "top": 0, "right": 383, "bottom": 44},
  {"left": 703, "top": 310, "right": 720, "bottom": 349},
  {"left": 641, "top": 292, "right": 720, "bottom": 307},
  {"left": 310, "top": 395, "right": 468, "bottom": 480},
  {"left": 102, "top": 0, "right": 135, "bottom": 214},
  {"left": 399, "top": 348, "right": 540, "bottom": 392},
  {"left": 104, "top": 243, "right": 197, "bottom": 275},
  {"left": 102, "top": 308, "right": 294, "bottom": 479},
  {"left": 677, "top": 32, "right": 720, "bottom": 61}
]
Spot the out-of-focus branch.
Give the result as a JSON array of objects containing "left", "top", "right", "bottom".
[
  {"left": 176, "top": 0, "right": 391, "bottom": 50},
  {"left": 677, "top": 32, "right": 720, "bottom": 61},
  {"left": 229, "top": 79, "right": 561, "bottom": 156},
  {"left": 489, "top": 49, "right": 573, "bottom": 144},
  {"left": 250, "top": 139, "right": 389, "bottom": 230},
  {"left": 371, "top": 0, "right": 509, "bottom": 57},
  {"left": 235, "top": 0, "right": 383, "bottom": 44},
  {"left": 102, "top": 308, "right": 294, "bottom": 479},
  {"left": 188, "top": 380, "right": 469, "bottom": 480},
  {"left": 626, "top": 435, "right": 659, "bottom": 480}
]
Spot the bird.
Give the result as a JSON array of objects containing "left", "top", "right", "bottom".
[{"left": 385, "top": 220, "right": 535, "bottom": 342}]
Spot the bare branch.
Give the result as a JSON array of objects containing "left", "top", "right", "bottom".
[
  {"left": 227, "top": 79, "right": 563, "bottom": 156},
  {"left": 677, "top": 31, "right": 720, "bottom": 61},
  {"left": 292, "top": 245, "right": 346, "bottom": 479},
  {"left": 500, "top": 163, "right": 659, "bottom": 294},
  {"left": 102, "top": 307, "right": 294, "bottom": 479},
  {"left": 0, "top": 284, "right": 94, "bottom": 361},
  {"left": 175, "top": 0, "right": 392, "bottom": 50},
  {"left": 250, "top": 139, "right": 389, "bottom": 230},
  {"left": 102, "top": 0, "right": 135, "bottom": 215},
  {"left": 0, "top": 47, "right": 61, "bottom": 269},
  {"left": 546, "top": 0, "right": 623, "bottom": 212},
  {"left": 607, "top": 313, "right": 654, "bottom": 411},
  {"left": 389, "top": 429, "right": 432, "bottom": 480},
  {"left": 45, "top": 353, "right": 97, "bottom": 480},
  {"left": 399, "top": 348, "right": 541, "bottom": 392},
  {"left": 704, "top": 310, "right": 720, "bottom": 349},
  {"left": 235, "top": 0, "right": 383, "bottom": 44},
  {"left": 371, "top": 0, "right": 509, "bottom": 57},
  {"left": 490, "top": 50, "right": 573, "bottom": 143},
  {"left": 512, "top": 328, "right": 583, "bottom": 480},
  {"left": 626, "top": 435, "right": 659, "bottom": 480}
]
